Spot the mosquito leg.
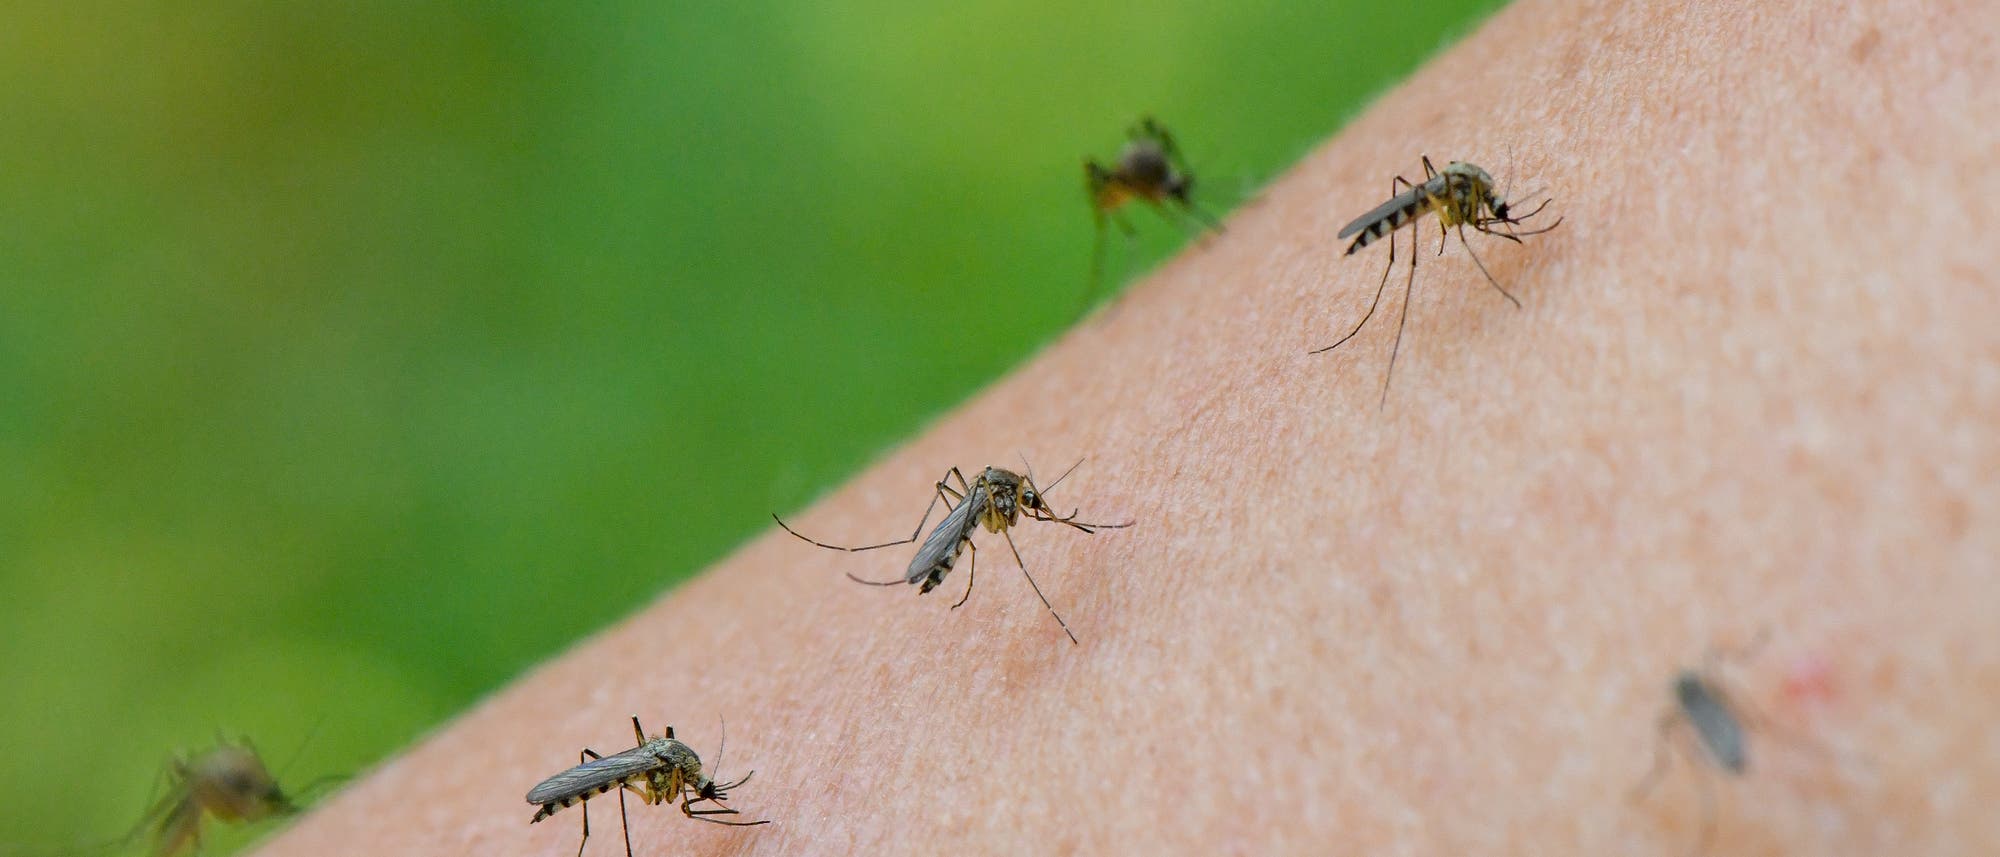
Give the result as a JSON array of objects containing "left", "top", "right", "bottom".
[
  {"left": 1456, "top": 223, "right": 1522, "bottom": 308},
  {"left": 687, "top": 813, "right": 771, "bottom": 827},
  {"left": 843, "top": 471, "right": 967, "bottom": 587},
  {"left": 1083, "top": 158, "right": 1114, "bottom": 317},
  {"left": 1084, "top": 207, "right": 1109, "bottom": 314},
  {"left": 941, "top": 465, "right": 970, "bottom": 500},
  {"left": 615, "top": 782, "right": 634, "bottom": 857},
  {"left": 117, "top": 757, "right": 181, "bottom": 849},
  {"left": 1036, "top": 510, "right": 1135, "bottom": 532},
  {"left": 1149, "top": 198, "right": 1222, "bottom": 236},
  {"left": 773, "top": 466, "right": 965, "bottom": 553},
  {"left": 1690, "top": 761, "right": 1717, "bottom": 857},
  {"left": 684, "top": 796, "right": 770, "bottom": 826},
  {"left": 1630, "top": 713, "right": 1681, "bottom": 802},
  {"left": 1180, "top": 199, "right": 1225, "bottom": 234},
  {"left": 1379, "top": 212, "right": 1421, "bottom": 408},
  {"left": 1311, "top": 229, "right": 1393, "bottom": 356},
  {"left": 951, "top": 542, "right": 978, "bottom": 610},
  {"left": 1000, "top": 529, "right": 1079, "bottom": 645},
  {"left": 558, "top": 748, "right": 602, "bottom": 857}
]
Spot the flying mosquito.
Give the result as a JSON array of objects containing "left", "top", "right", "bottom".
[
  {"left": 773, "top": 461, "right": 1132, "bottom": 645},
  {"left": 1083, "top": 117, "right": 1225, "bottom": 312},
  {"left": 1311, "top": 155, "right": 1561, "bottom": 405},
  {"left": 66, "top": 733, "right": 345, "bottom": 857},
  {"left": 526, "top": 717, "right": 767, "bottom": 857},
  {"left": 1630, "top": 632, "right": 1788, "bottom": 857}
]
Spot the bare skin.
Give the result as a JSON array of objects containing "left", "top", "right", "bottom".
[{"left": 255, "top": 0, "right": 2000, "bottom": 854}]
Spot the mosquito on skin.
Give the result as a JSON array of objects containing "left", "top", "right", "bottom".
[
  {"left": 773, "top": 460, "right": 1132, "bottom": 645},
  {"left": 1312, "top": 155, "right": 1560, "bottom": 404},
  {"left": 525, "top": 717, "right": 767, "bottom": 857},
  {"left": 1629, "top": 630, "right": 1834, "bottom": 857}
]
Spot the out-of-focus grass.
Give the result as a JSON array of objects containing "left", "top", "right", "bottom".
[{"left": 0, "top": 0, "right": 1499, "bottom": 850}]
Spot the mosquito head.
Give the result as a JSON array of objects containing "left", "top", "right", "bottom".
[
  {"left": 1019, "top": 484, "right": 1048, "bottom": 516},
  {"left": 1672, "top": 671, "right": 1711, "bottom": 709}
]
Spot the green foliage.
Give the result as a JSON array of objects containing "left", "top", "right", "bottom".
[{"left": 0, "top": 0, "right": 1497, "bottom": 849}]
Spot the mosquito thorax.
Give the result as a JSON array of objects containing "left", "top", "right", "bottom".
[
  {"left": 1119, "top": 141, "right": 1173, "bottom": 187},
  {"left": 190, "top": 746, "right": 291, "bottom": 820}
]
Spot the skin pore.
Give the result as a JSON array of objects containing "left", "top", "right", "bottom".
[{"left": 256, "top": 0, "right": 1999, "bottom": 854}]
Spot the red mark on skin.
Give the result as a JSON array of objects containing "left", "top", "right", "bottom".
[{"left": 1780, "top": 653, "right": 1837, "bottom": 710}]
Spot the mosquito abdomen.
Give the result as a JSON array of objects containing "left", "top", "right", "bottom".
[{"left": 1344, "top": 198, "right": 1431, "bottom": 254}]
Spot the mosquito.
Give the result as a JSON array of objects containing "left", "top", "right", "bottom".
[
  {"left": 70, "top": 731, "right": 345, "bottom": 857},
  {"left": 1630, "top": 631, "right": 1788, "bottom": 857},
  {"left": 772, "top": 461, "right": 1132, "bottom": 645},
  {"left": 526, "top": 717, "right": 767, "bottom": 857},
  {"left": 1311, "top": 155, "right": 1561, "bottom": 405},
  {"left": 1083, "top": 116, "right": 1224, "bottom": 312}
]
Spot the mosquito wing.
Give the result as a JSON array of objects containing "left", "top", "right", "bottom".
[
  {"left": 1336, "top": 182, "right": 1436, "bottom": 240},
  {"left": 904, "top": 489, "right": 985, "bottom": 584},
  {"left": 525, "top": 744, "right": 665, "bottom": 805}
]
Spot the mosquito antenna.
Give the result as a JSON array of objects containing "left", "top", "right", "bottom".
[
  {"left": 62, "top": 760, "right": 182, "bottom": 857},
  {"left": 714, "top": 716, "right": 727, "bottom": 789},
  {"left": 274, "top": 710, "right": 334, "bottom": 782},
  {"left": 1179, "top": 200, "right": 1226, "bottom": 234},
  {"left": 1041, "top": 457, "right": 1087, "bottom": 497}
]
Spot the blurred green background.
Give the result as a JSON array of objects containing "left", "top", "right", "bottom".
[{"left": 0, "top": 0, "right": 1498, "bottom": 852}]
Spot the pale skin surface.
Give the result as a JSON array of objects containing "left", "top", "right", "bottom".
[{"left": 255, "top": 0, "right": 2000, "bottom": 854}]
